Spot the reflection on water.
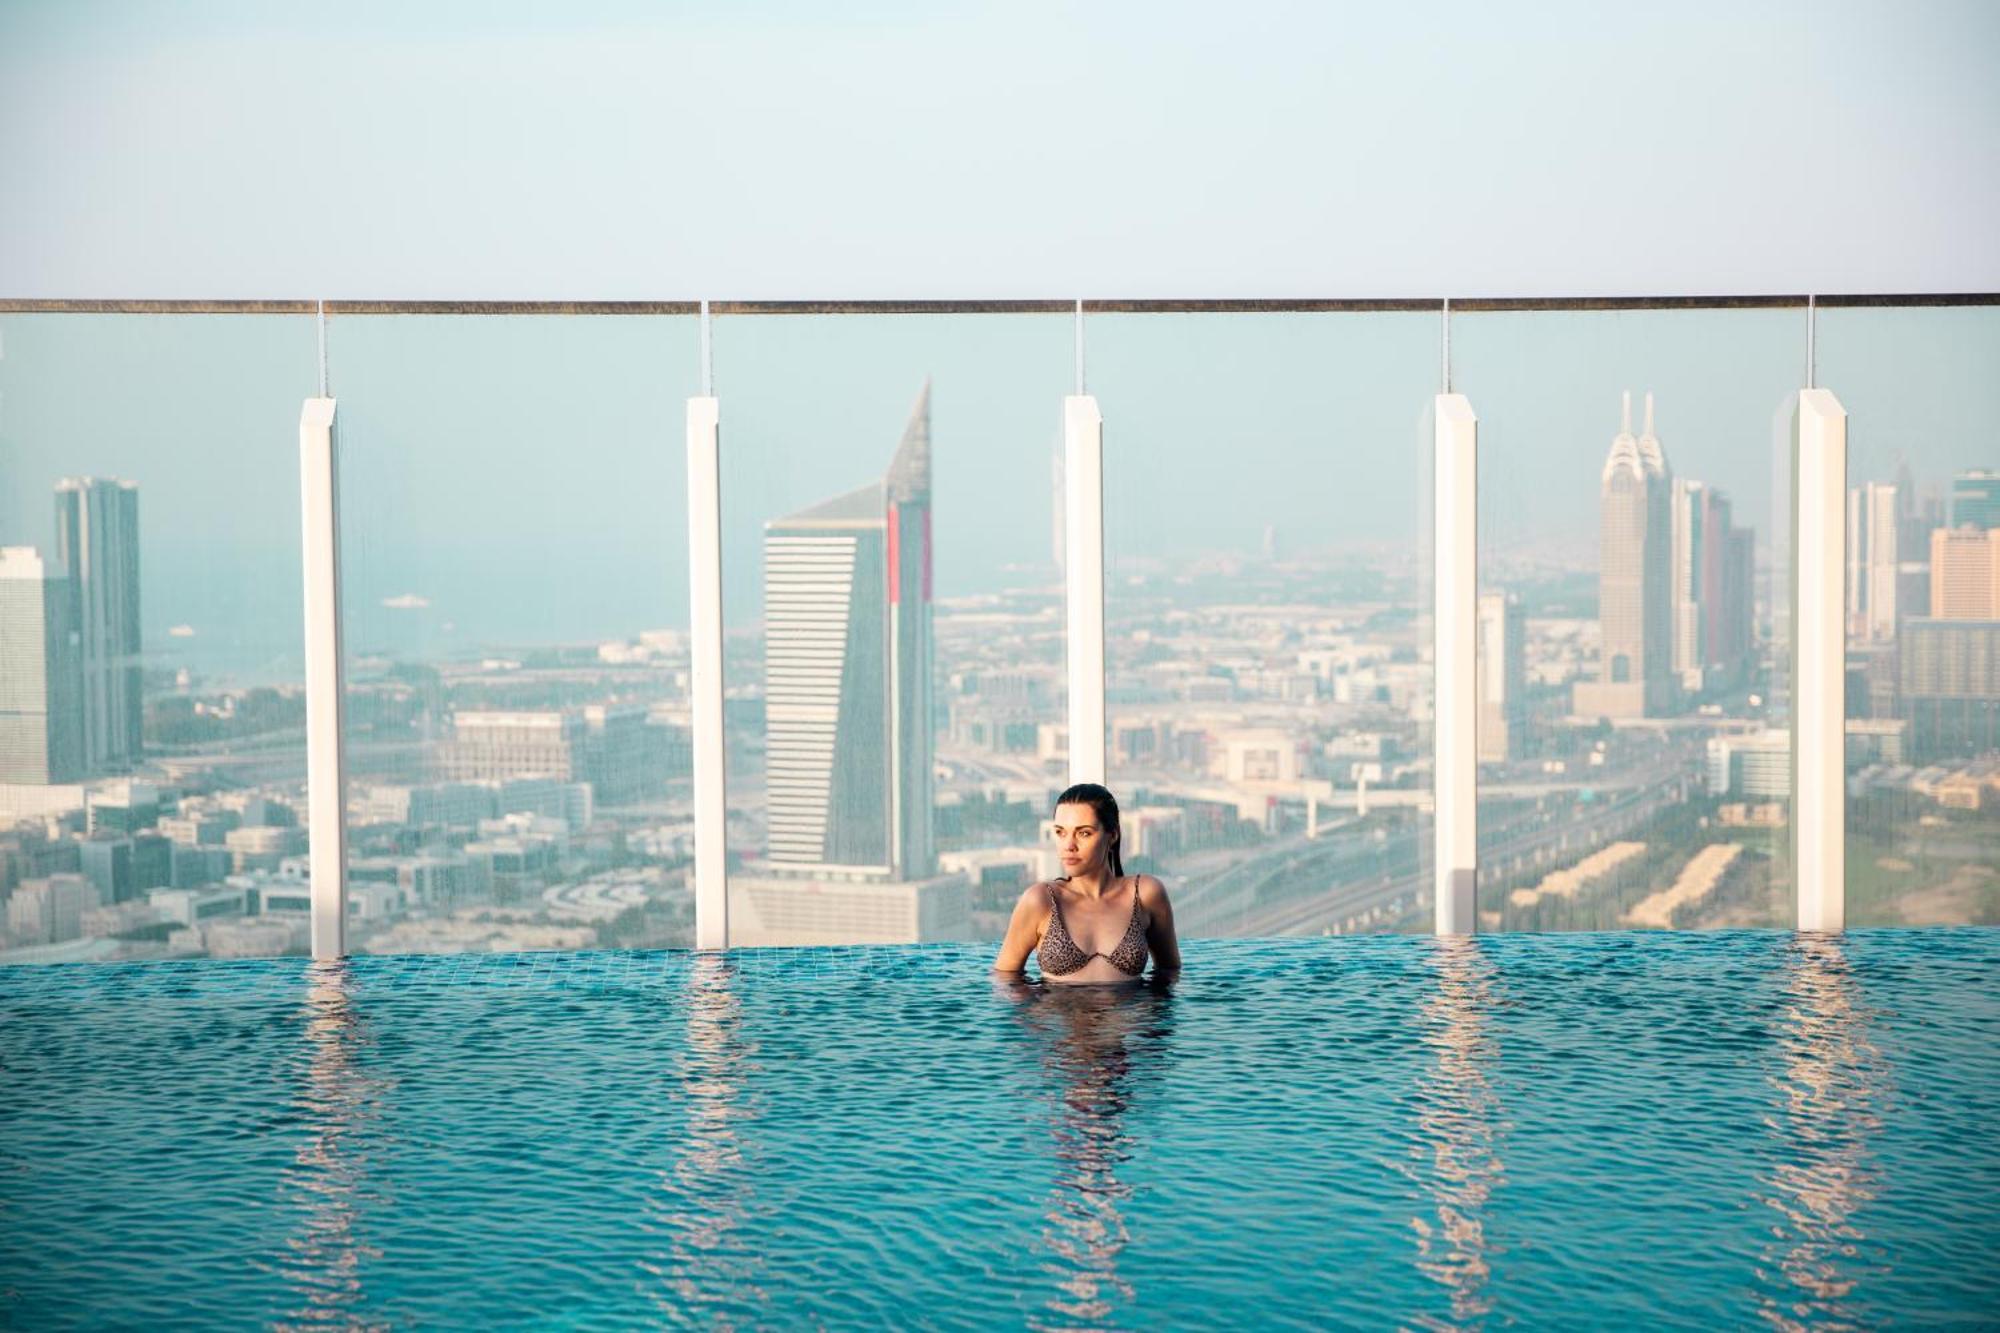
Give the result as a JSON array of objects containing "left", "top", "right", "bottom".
[
  {"left": 999, "top": 977, "right": 1175, "bottom": 1333},
  {"left": 275, "top": 960, "right": 392, "bottom": 1332},
  {"left": 640, "top": 953, "right": 767, "bottom": 1326},
  {"left": 1757, "top": 935, "right": 1889, "bottom": 1331},
  {"left": 1406, "top": 938, "right": 1507, "bottom": 1330}
]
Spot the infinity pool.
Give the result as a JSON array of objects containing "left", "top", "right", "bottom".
[{"left": 2, "top": 930, "right": 1995, "bottom": 1328}]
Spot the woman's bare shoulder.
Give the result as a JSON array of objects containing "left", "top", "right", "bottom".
[
  {"left": 1133, "top": 874, "right": 1170, "bottom": 903},
  {"left": 1016, "top": 880, "right": 1059, "bottom": 908}
]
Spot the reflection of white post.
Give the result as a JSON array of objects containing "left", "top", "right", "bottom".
[
  {"left": 1794, "top": 388, "right": 1846, "bottom": 932},
  {"left": 687, "top": 395, "right": 728, "bottom": 950},
  {"left": 299, "top": 397, "right": 347, "bottom": 959},
  {"left": 1434, "top": 394, "right": 1478, "bottom": 935},
  {"left": 1064, "top": 394, "right": 1107, "bottom": 787}
]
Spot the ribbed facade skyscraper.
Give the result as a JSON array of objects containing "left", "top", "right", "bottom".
[
  {"left": 54, "top": 478, "right": 143, "bottom": 773},
  {"left": 763, "top": 385, "right": 935, "bottom": 880}
]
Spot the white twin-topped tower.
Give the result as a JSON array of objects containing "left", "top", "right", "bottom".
[
  {"left": 1577, "top": 391, "right": 1675, "bottom": 720},
  {"left": 1574, "top": 392, "right": 1755, "bottom": 721}
]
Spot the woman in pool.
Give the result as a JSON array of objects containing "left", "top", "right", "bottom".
[{"left": 992, "top": 783, "right": 1182, "bottom": 985}]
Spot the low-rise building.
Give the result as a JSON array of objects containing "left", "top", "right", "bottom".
[
  {"left": 225, "top": 824, "right": 305, "bottom": 872},
  {"left": 157, "top": 807, "right": 241, "bottom": 846},
  {"left": 1706, "top": 729, "right": 1790, "bottom": 799},
  {"left": 7, "top": 874, "right": 91, "bottom": 945},
  {"left": 81, "top": 832, "right": 172, "bottom": 904},
  {"left": 87, "top": 782, "right": 161, "bottom": 835},
  {"left": 726, "top": 871, "right": 972, "bottom": 947},
  {"left": 149, "top": 884, "right": 253, "bottom": 927}
]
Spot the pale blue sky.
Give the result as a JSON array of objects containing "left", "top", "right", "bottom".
[{"left": 2, "top": 0, "right": 1996, "bottom": 297}]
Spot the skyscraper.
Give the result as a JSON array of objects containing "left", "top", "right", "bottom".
[
  {"left": 0, "top": 547, "right": 85, "bottom": 785},
  {"left": 1886, "top": 459, "right": 1934, "bottom": 646},
  {"left": 1669, "top": 474, "right": 1757, "bottom": 694},
  {"left": 1948, "top": 469, "right": 2000, "bottom": 530},
  {"left": 1671, "top": 478, "right": 1704, "bottom": 685},
  {"left": 1476, "top": 591, "right": 1526, "bottom": 763},
  {"left": 1846, "top": 482, "right": 1899, "bottom": 643},
  {"left": 1717, "top": 526, "right": 1755, "bottom": 682},
  {"left": 1929, "top": 526, "right": 2000, "bottom": 619},
  {"left": 1575, "top": 392, "right": 1672, "bottom": 719},
  {"left": 763, "top": 384, "right": 935, "bottom": 880},
  {"left": 54, "top": 478, "right": 143, "bottom": 773}
]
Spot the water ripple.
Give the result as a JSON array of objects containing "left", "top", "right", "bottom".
[{"left": 0, "top": 930, "right": 1995, "bottom": 1327}]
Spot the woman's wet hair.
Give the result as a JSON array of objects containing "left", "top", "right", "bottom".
[{"left": 1055, "top": 783, "right": 1125, "bottom": 879}]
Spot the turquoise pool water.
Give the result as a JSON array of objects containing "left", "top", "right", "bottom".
[{"left": 2, "top": 930, "right": 1995, "bottom": 1328}]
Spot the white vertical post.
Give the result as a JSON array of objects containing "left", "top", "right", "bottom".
[
  {"left": 1434, "top": 393, "right": 1478, "bottom": 935},
  {"left": 687, "top": 394, "right": 728, "bottom": 950},
  {"left": 1794, "top": 388, "right": 1846, "bottom": 931},
  {"left": 1064, "top": 394, "right": 1107, "bottom": 787},
  {"left": 299, "top": 396, "right": 347, "bottom": 959}
]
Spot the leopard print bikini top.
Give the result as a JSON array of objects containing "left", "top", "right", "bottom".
[{"left": 1038, "top": 878, "right": 1148, "bottom": 977}]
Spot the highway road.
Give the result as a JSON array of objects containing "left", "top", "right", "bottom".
[{"left": 1174, "top": 744, "right": 1699, "bottom": 937}]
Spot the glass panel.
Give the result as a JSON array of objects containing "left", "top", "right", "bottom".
[
  {"left": 1460, "top": 307, "right": 1797, "bottom": 931},
  {"left": 0, "top": 313, "right": 312, "bottom": 962},
  {"left": 713, "top": 313, "right": 1069, "bottom": 947},
  {"left": 333, "top": 314, "right": 700, "bottom": 955},
  {"left": 1820, "top": 303, "right": 2000, "bottom": 926},
  {"left": 1091, "top": 311, "right": 1436, "bottom": 937}
]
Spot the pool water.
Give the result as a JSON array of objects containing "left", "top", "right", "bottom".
[{"left": 2, "top": 930, "right": 1995, "bottom": 1328}]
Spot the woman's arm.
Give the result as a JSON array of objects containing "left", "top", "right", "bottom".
[
  {"left": 991, "top": 883, "right": 1050, "bottom": 975},
  {"left": 1140, "top": 875, "right": 1182, "bottom": 981}
]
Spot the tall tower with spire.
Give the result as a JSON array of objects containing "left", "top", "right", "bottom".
[
  {"left": 761, "top": 384, "right": 935, "bottom": 879},
  {"left": 1575, "top": 392, "right": 1674, "bottom": 719}
]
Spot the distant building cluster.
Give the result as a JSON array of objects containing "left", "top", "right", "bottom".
[
  {"left": 0, "top": 782, "right": 313, "bottom": 952},
  {"left": 1846, "top": 466, "right": 2000, "bottom": 763},
  {"left": 6, "top": 377, "right": 1995, "bottom": 962}
]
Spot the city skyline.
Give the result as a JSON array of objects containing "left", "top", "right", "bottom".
[
  {"left": 11, "top": 307, "right": 1997, "bottom": 678},
  {"left": 3, "top": 307, "right": 1997, "bottom": 956}
]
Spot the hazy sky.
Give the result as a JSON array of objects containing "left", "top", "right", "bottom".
[
  {"left": 2, "top": 0, "right": 1996, "bottom": 298},
  {"left": 2, "top": 4, "right": 1997, "bottom": 683}
]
